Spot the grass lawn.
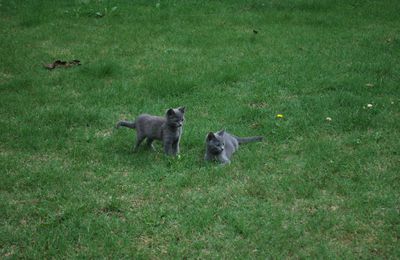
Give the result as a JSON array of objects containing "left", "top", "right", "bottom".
[{"left": 1, "top": 0, "right": 399, "bottom": 258}]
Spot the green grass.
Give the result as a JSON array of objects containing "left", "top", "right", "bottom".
[{"left": 1, "top": 0, "right": 399, "bottom": 258}]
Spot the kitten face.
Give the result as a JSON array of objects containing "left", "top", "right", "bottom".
[
  {"left": 166, "top": 107, "right": 185, "bottom": 128},
  {"left": 206, "top": 132, "right": 225, "bottom": 155}
]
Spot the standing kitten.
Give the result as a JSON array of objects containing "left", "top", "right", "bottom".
[
  {"left": 205, "top": 130, "right": 262, "bottom": 165},
  {"left": 116, "top": 107, "right": 185, "bottom": 156}
]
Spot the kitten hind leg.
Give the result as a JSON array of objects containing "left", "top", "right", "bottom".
[
  {"left": 146, "top": 138, "right": 155, "bottom": 151},
  {"left": 133, "top": 135, "right": 145, "bottom": 152}
]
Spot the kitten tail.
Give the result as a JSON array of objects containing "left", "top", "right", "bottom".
[
  {"left": 236, "top": 136, "right": 263, "bottom": 144},
  {"left": 116, "top": 121, "right": 136, "bottom": 129}
]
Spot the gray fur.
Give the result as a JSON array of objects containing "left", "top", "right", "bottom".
[
  {"left": 116, "top": 107, "right": 185, "bottom": 156},
  {"left": 204, "top": 130, "right": 263, "bottom": 165}
]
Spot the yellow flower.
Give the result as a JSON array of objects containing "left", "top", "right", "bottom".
[{"left": 276, "top": 114, "right": 284, "bottom": 118}]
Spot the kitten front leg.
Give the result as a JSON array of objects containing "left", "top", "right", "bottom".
[
  {"left": 171, "top": 140, "right": 180, "bottom": 156},
  {"left": 217, "top": 154, "right": 231, "bottom": 165},
  {"left": 204, "top": 152, "right": 214, "bottom": 161},
  {"left": 163, "top": 141, "right": 173, "bottom": 156}
]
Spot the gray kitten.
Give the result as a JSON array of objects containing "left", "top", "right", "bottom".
[
  {"left": 116, "top": 107, "right": 185, "bottom": 156},
  {"left": 205, "top": 130, "right": 263, "bottom": 165}
]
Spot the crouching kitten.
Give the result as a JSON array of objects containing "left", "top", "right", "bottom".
[{"left": 205, "top": 130, "right": 262, "bottom": 165}]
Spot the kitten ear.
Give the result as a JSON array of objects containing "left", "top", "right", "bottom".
[
  {"left": 166, "top": 108, "right": 175, "bottom": 116},
  {"left": 217, "top": 129, "right": 225, "bottom": 136},
  {"left": 207, "top": 132, "right": 215, "bottom": 141},
  {"left": 178, "top": 106, "right": 185, "bottom": 113}
]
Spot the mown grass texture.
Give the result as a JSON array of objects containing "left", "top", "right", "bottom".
[{"left": 1, "top": 0, "right": 399, "bottom": 258}]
